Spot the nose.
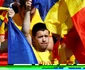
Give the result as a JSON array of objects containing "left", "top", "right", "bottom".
[{"left": 42, "top": 37, "right": 46, "bottom": 42}]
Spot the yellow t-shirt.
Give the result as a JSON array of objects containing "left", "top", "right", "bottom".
[
  {"left": 32, "top": 46, "right": 59, "bottom": 65},
  {"left": 32, "top": 46, "right": 52, "bottom": 65}
]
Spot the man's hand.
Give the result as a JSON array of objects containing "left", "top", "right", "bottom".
[
  {"left": 8, "top": 8, "right": 15, "bottom": 18},
  {"left": 25, "top": 0, "right": 32, "bottom": 11}
]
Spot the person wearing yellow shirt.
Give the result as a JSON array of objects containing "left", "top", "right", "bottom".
[
  {"left": 21, "top": 0, "right": 58, "bottom": 64},
  {"left": 31, "top": 23, "right": 53, "bottom": 64}
]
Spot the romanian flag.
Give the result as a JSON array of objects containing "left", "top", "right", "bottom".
[
  {"left": 44, "top": 0, "right": 70, "bottom": 63},
  {"left": 45, "top": 0, "right": 85, "bottom": 64},
  {"left": 32, "top": 0, "right": 58, "bottom": 21},
  {"left": 8, "top": 18, "right": 38, "bottom": 64},
  {"left": 64, "top": 0, "right": 85, "bottom": 64}
]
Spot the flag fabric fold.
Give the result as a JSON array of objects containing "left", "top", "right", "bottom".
[
  {"left": 32, "top": 0, "right": 58, "bottom": 21},
  {"left": 65, "top": 0, "right": 85, "bottom": 63},
  {"left": 8, "top": 18, "right": 38, "bottom": 64},
  {"left": 0, "top": 0, "right": 4, "bottom": 7},
  {"left": 45, "top": 0, "right": 85, "bottom": 63},
  {"left": 0, "top": 7, "right": 8, "bottom": 42}
]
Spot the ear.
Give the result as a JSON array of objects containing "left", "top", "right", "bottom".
[
  {"left": 32, "top": 36, "right": 36, "bottom": 47},
  {"left": 32, "top": 36, "right": 36, "bottom": 42}
]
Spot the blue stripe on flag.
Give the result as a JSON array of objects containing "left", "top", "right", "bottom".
[
  {"left": 32, "top": 0, "right": 58, "bottom": 20},
  {"left": 8, "top": 18, "right": 38, "bottom": 64}
]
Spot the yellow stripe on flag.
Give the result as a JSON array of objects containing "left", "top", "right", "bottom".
[
  {"left": 45, "top": 0, "right": 73, "bottom": 37},
  {"left": 0, "top": 22, "right": 5, "bottom": 34},
  {"left": 44, "top": 1, "right": 60, "bottom": 34},
  {"left": 65, "top": 0, "right": 85, "bottom": 17},
  {"left": 0, "top": 7, "right": 9, "bottom": 10},
  {"left": 0, "top": 7, "right": 9, "bottom": 41}
]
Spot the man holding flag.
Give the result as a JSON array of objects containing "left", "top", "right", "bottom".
[{"left": 12, "top": 0, "right": 58, "bottom": 64}]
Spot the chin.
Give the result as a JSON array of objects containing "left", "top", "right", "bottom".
[{"left": 41, "top": 46, "right": 47, "bottom": 50}]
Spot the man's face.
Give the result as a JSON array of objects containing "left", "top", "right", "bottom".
[{"left": 33, "top": 30, "right": 49, "bottom": 51}]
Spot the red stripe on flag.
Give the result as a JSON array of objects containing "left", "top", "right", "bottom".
[
  {"left": 5, "top": 31, "right": 8, "bottom": 39},
  {"left": 0, "top": 34, "right": 5, "bottom": 36},
  {"left": 52, "top": 40, "right": 60, "bottom": 60},
  {"left": 72, "top": 7, "right": 85, "bottom": 48},
  {"left": 63, "top": 27, "right": 85, "bottom": 63},
  {"left": 63, "top": 7, "right": 85, "bottom": 63},
  {"left": 0, "top": 0, "right": 4, "bottom": 6},
  {"left": 70, "top": 8, "right": 85, "bottom": 63}
]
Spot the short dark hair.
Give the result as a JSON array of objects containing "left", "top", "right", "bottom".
[
  {"left": 32, "top": 23, "right": 48, "bottom": 37},
  {"left": 19, "top": 0, "right": 26, "bottom": 8}
]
